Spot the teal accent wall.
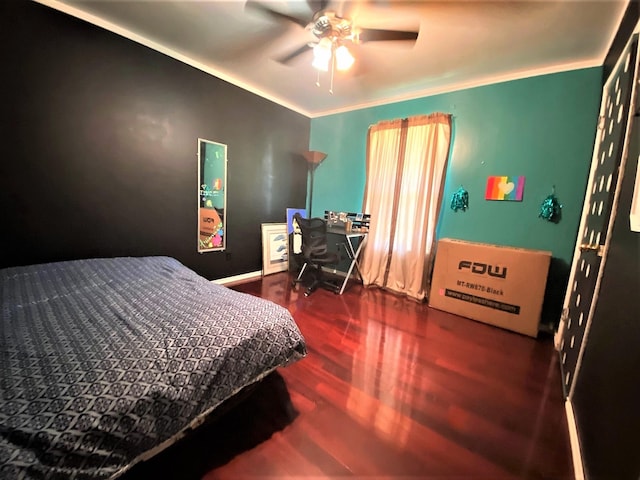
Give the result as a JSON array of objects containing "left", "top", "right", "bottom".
[{"left": 310, "top": 68, "right": 603, "bottom": 324}]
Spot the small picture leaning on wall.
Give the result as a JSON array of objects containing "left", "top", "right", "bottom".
[{"left": 261, "top": 223, "right": 288, "bottom": 275}]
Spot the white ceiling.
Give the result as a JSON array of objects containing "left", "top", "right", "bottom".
[{"left": 40, "top": 0, "right": 628, "bottom": 117}]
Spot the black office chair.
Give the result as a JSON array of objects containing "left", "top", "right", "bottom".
[{"left": 292, "top": 212, "right": 340, "bottom": 297}]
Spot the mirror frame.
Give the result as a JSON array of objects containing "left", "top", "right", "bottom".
[{"left": 197, "top": 138, "right": 228, "bottom": 252}]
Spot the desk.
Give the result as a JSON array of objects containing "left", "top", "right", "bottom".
[{"left": 326, "top": 226, "right": 368, "bottom": 294}]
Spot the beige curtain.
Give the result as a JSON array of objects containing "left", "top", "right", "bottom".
[{"left": 361, "top": 113, "right": 452, "bottom": 301}]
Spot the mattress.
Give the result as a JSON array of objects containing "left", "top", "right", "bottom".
[{"left": 0, "top": 256, "right": 306, "bottom": 479}]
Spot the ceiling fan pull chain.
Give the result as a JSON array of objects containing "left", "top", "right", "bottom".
[
  {"left": 329, "top": 53, "right": 335, "bottom": 94},
  {"left": 316, "top": 69, "right": 321, "bottom": 87}
]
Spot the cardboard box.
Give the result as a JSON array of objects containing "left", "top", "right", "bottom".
[{"left": 428, "top": 238, "right": 551, "bottom": 337}]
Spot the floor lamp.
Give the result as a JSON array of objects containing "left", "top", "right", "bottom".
[{"left": 302, "top": 150, "right": 327, "bottom": 217}]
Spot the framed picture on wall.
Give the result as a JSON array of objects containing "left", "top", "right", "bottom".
[
  {"left": 261, "top": 223, "right": 288, "bottom": 275},
  {"left": 485, "top": 175, "right": 525, "bottom": 201},
  {"left": 198, "top": 138, "right": 227, "bottom": 252}
]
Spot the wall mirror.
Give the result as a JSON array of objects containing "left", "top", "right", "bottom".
[{"left": 198, "top": 138, "right": 227, "bottom": 252}]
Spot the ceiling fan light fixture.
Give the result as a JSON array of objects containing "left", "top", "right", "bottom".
[
  {"left": 312, "top": 15, "right": 332, "bottom": 37},
  {"left": 312, "top": 55, "right": 330, "bottom": 71},
  {"left": 315, "top": 37, "right": 333, "bottom": 53},
  {"left": 312, "top": 38, "right": 332, "bottom": 71},
  {"left": 335, "top": 45, "right": 354, "bottom": 71}
]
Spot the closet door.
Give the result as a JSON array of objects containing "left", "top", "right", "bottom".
[{"left": 557, "top": 35, "right": 639, "bottom": 397}]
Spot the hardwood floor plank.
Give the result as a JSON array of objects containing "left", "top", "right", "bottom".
[
  {"left": 233, "top": 274, "right": 573, "bottom": 480},
  {"left": 124, "top": 272, "right": 573, "bottom": 479}
]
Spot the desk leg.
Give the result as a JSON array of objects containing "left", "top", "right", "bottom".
[
  {"left": 350, "top": 237, "right": 366, "bottom": 280},
  {"left": 338, "top": 234, "right": 367, "bottom": 295}
]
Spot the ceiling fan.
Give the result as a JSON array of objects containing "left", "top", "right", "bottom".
[{"left": 245, "top": 0, "right": 419, "bottom": 90}]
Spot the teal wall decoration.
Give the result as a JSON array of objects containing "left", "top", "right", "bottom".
[
  {"left": 539, "top": 189, "right": 563, "bottom": 223},
  {"left": 451, "top": 186, "right": 469, "bottom": 212}
]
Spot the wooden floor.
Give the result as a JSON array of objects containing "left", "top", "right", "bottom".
[{"left": 125, "top": 272, "right": 573, "bottom": 480}]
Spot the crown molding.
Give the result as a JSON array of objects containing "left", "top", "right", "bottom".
[{"left": 33, "top": 0, "right": 313, "bottom": 117}]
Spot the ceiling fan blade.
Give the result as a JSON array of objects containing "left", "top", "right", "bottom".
[
  {"left": 245, "top": 1, "right": 311, "bottom": 28},
  {"left": 358, "top": 28, "right": 419, "bottom": 43},
  {"left": 276, "top": 44, "right": 312, "bottom": 65}
]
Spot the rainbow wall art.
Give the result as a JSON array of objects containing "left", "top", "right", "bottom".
[{"left": 485, "top": 176, "right": 525, "bottom": 201}]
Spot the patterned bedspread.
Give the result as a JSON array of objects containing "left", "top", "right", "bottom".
[{"left": 0, "top": 256, "right": 306, "bottom": 479}]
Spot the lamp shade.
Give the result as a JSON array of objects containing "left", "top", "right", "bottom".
[
  {"left": 312, "top": 38, "right": 332, "bottom": 71},
  {"left": 302, "top": 150, "right": 327, "bottom": 166},
  {"left": 312, "top": 55, "right": 330, "bottom": 72},
  {"left": 335, "top": 45, "right": 354, "bottom": 71}
]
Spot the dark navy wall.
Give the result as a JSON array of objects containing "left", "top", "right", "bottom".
[{"left": 0, "top": 0, "right": 310, "bottom": 279}]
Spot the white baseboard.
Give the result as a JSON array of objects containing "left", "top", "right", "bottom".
[
  {"left": 565, "top": 399, "right": 585, "bottom": 480},
  {"left": 213, "top": 270, "right": 262, "bottom": 286}
]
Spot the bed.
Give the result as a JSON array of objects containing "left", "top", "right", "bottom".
[{"left": 0, "top": 256, "right": 306, "bottom": 479}]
